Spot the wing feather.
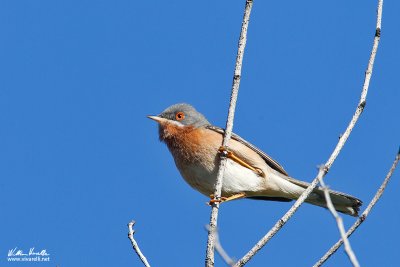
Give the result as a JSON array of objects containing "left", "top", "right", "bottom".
[{"left": 205, "top": 125, "right": 289, "bottom": 176}]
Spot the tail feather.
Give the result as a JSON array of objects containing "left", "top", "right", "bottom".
[
  {"left": 270, "top": 173, "right": 363, "bottom": 216},
  {"left": 306, "top": 187, "right": 362, "bottom": 216}
]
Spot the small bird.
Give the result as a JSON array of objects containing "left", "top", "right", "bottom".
[{"left": 148, "top": 103, "right": 362, "bottom": 216}]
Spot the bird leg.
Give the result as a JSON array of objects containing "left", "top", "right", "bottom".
[
  {"left": 208, "top": 192, "right": 246, "bottom": 205},
  {"left": 218, "top": 146, "right": 264, "bottom": 176}
]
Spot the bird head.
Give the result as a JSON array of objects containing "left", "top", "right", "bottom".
[{"left": 148, "top": 103, "right": 210, "bottom": 128}]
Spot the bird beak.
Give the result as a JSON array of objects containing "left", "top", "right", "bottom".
[{"left": 147, "top": 115, "right": 166, "bottom": 124}]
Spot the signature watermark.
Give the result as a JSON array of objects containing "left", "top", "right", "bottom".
[{"left": 7, "top": 247, "right": 50, "bottom": 262}]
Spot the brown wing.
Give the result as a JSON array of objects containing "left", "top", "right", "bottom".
[{"left": 205, "top": 125, "right": 289, "bottom": 176}]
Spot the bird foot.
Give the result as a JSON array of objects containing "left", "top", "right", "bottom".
[
  {"left": 218, "top": 146, "right": 264, "bottom": 176},
  {"left": 207, "top": 193, "right": 246, "bottom": 205},
  {"left": 207, "top": 195, "right": 227, "bottom": 205}
]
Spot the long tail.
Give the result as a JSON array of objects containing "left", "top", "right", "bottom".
[
  {"left": 256, "top": 173, "right": 363, "bottom": 216},
  {"left": 304, "top": 186, "right": 362, "bottom": 216}
]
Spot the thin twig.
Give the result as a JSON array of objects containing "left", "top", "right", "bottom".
[
  {"left": 206, "top": 225, "right": 236, "bottom": 266},
  {"left": 127, "top": 221, "right": 151, "bottom": 267},
  {"left": 233, "top": 0, "right": 383, "bottom": 265},
  {"left": 205, "top": 1, "right": 253, "bottom": 266},
  {"left": 317, "top": 170, "right": 360, "bottom": 267},
  {"left": 314, "top": 148, "right": 399, "bottom": 267}
]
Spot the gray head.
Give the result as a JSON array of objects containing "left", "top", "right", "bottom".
[{"left": 148, "top": 103, "right": 210, "bottom": 128}]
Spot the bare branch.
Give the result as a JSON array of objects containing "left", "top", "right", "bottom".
[
  {"left": 127, "top": 221, "right": 151, "bottom": 267},
  {"left": 206, "top": 225, "right": 236, "bottom": 266},
  {"left": 233, "top": 0, "right": 383, "bottom": 265},
  {"left": 205, "top": 0, "right": 253, "bottom": 266},
  {"left": 314, "top": 148, "right": 399, "bottom": 267},
  {"left": 317, "top": 170, "right": 360, "bottom": 267}
]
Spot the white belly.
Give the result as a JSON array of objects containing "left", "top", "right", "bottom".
[{"left": 176, "top": 158, "right": 265, "bottom": 197}]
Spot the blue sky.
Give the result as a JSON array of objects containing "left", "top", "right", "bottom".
[{"left": 1, "top": 1, "right": 399, "bottom": 266}]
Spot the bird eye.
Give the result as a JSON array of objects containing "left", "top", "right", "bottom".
[{"left": 175, "top": 112, "right": 185, "bottom": 121}]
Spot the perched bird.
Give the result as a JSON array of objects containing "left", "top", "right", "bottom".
[{"left": 148, "top": 103, "right": 362, "bottom": 216}]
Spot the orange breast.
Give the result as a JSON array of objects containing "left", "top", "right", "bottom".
[{"left": 159, "top": 122, "right": 221, "bottom": 166}]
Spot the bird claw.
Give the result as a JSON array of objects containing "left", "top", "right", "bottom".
[
  {"left": 218, "top": 146, "right": 265, "bottom": 177},
  {"left": 207, "top": 195, "right": 228, "bottom": 205},
  {"left": 207, "top": 193, "right": 246, "bottom": 205}
]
